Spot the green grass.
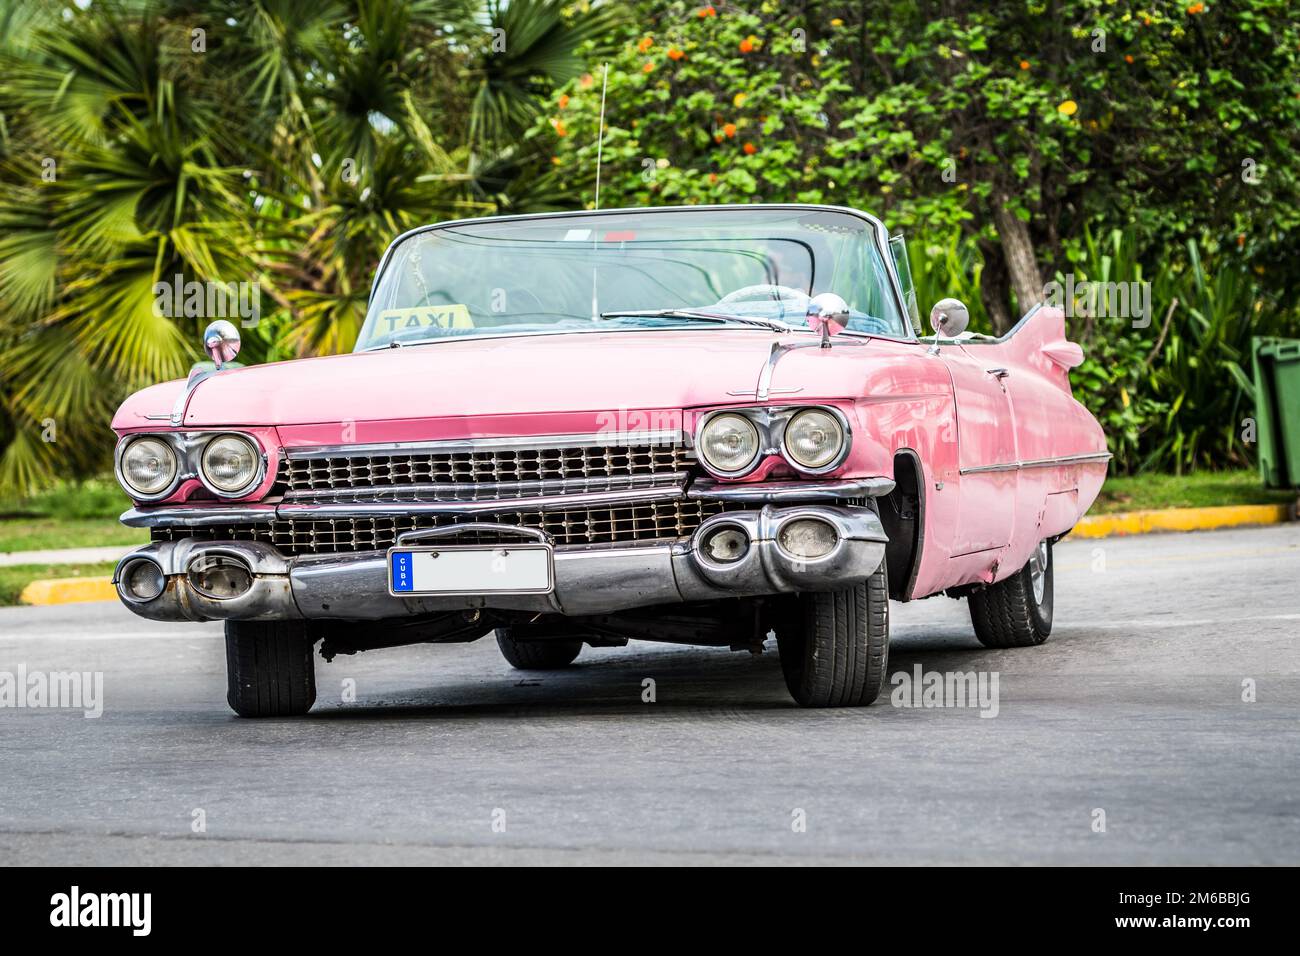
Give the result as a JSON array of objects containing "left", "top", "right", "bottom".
[
  {"left": 0, "top": 478, "right": 145, "bottom": 554},
  {"left": 0, "top": 477, "right": 130, "bottom": 519},
  {"left": 0, "top": 519, "right": 148, "bottom": 553},
  {"left": 0, "top": 562, "right": 119, "bottom": 606},
  {"left": 1092, "top": 469, "right": 1296, "bottom": 515}
]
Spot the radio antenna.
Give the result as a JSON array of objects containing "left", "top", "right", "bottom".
[{"left": 594, "top": 62, "right": 609, "bottom": 210}]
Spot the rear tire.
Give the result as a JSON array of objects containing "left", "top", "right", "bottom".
[
  {"left": 224, "top": 620, "right": 317, "bottom": 718},
  {"left": 968, "top": 538, "right": 1054, "bottom": 647},
  {"left": 776, "top": 565, "right": 890, "bottom": 707},
  {"left": 495, "top": 629, "right": 582, "bottom": 670}
]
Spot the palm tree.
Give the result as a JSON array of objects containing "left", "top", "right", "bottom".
[{"left": 0, "top": 0, "right": 626, "bottom": 494}]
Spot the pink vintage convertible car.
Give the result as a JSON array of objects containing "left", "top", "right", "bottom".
[{"left": 111, "top": 205, "right": 1108, "bottom": 717}]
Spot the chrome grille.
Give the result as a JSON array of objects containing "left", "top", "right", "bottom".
[
  {"left": 284, "top": 442, "right": 694, "bottom": 494},
  {"left": 150, "top": 498, "right": 729, "bottom": 555}
]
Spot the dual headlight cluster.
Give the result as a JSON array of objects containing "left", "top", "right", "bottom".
[
  {"left": 697, "top": 406, "right": 849, "bottom": 477},
  {"left": 117, "top": 433, "right": 263, "bottom": 500}
]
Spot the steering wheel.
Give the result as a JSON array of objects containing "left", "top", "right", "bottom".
[
  {"left": 718, "top": 284, "right": 811, "bottom": 322},
  {"left": 719, "top": 284, "right": 809, "bottom": 305}
]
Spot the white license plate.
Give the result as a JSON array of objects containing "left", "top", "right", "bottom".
[{"left": 388, "top": 544, "right": 554, "bottom": 596}]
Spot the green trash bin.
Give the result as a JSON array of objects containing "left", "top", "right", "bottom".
[{"left": 1252, "top": 337, "right": 1300, "bottom": 489}]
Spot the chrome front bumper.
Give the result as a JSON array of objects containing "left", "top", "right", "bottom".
[{"left": 114, "top": 504, "right": 889, "bottom": 622}]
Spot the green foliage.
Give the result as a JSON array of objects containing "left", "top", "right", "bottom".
[
  {"left": 0, "top": 0, "right": 623, "bottom": 494},
  {"left": 1, "top": 0, "right": 1298, "bottom": 493},
  {"left": 906, "top": 230, "right": 988, "bottom": 332},
  {"left": 1056, "top": 227, "right": 1296, "bottom": 474},
  {"left": 542, "top": 0, "right": 1300, "bottom": 475}
]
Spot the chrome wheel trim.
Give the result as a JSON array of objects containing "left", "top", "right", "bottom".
[{"left": 1029, "top": 540, "right": 1049, "bottom": 605}]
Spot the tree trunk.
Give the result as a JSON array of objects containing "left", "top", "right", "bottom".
[
  {"left": 992, "top": 192, "right": 1044, "bottom": 324},
  {"left": 977, "top": 236, "right": 1013, "bottom": 335}
]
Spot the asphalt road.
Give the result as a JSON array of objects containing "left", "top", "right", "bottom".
[{"left": 2, "top": 524, "right": 1298, "bottom": 865}]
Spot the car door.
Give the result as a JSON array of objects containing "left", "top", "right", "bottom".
[{"left": 941, "top": 345, "right": 1020, "bottom": 555}]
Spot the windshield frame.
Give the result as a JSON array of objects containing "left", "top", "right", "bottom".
[{"left": 361, "top": 203, "right": 916, "bottom": 351}]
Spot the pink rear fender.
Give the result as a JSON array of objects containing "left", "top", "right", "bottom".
[
  {"left": 903, "top": 306, "right": 1109, "bottom": 598},
  {"left": 998, "top": 305, "right": 1086, "bottom": 391}
]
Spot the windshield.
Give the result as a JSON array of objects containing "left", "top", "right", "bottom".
[{"left": 357, "top": 207, "right": 907, "bottom": 350}]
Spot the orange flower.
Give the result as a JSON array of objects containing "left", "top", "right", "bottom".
[
  {"left": 697, "top": 5, "right": 716, "bottom": 17},
  {"left": 551, "top": 156, "right": 561, "bottom": 166},
  {"left": 1187, "top": 2, "right": 1205, "bottom": 13},
  {"left": 1019, "top": 60, "right": 1030, "bottom": 70},
  {"left": 739, "top": 35, "right": 757, "bottom": 53},
  {"left": 637, "top": 36, "right": 654, "bottom": 53},
  {"left": 743, "top": 141, "right": 757, "bottom": 154},
  {"left": 558, "top": 93, "right": 569, "bottom": 108},
  {"left": 709, "top": 173, "right": 718, "bottom": 183},
  {"left": 642, "top": 61, "right": 655, "bottom": 73},
  {"left": 723, "top": 122, "right": 737, "bottom": 138},
  {"left": 580, "top": 74, "right": 594, "bottom": 89},
  {"left": 667, "top": 47, "right": 685, "bottom": 61},
  {"left": 552, "top": 119, "right": 568, "bottom": 137},
  {"left": 1124, "top": 54, "right": 1134, "bottom": 63},
  {"left": 1237, "top": 233, "right": 1246, "bottom": 247}
]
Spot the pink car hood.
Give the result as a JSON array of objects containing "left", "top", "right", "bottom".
[{"left": 114, "top": 330, "right": 893, "bottom": 430}]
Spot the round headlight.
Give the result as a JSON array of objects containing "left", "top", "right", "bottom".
[
  {"left": 120, "top": 437, "right": 178, "bottom": 497},
  {"left": 698, "top": 413, "right": 761, "bottom": 474},
  {"left": 783, "top": 408, "right": 846, "bottom": 470},
  {"left": 201, "top": 435, "right": 260, "bottom": 494}
]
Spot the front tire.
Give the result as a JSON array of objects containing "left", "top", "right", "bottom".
[
  {"left": 225, "top": 620, "right": 317, "bottom": 718},
  {"left": 495, "top": 629, "right": 582, "bottom": 670},
  {"left": 776, "top": 566, "right": 890, "bottom": 707},
  {"left": 968, "top": 538, "right": 1054, "bottom": 648}
]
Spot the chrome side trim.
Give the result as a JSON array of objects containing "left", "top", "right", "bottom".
[
  {"left": 959, "top": 451, "right": 1112, "bottom": 476},
  {"left": 284, "top": 430, "right": 688, "bottom": 460},
  {"left": 689, "top": 477, "right": 894, "bottom": 502}
]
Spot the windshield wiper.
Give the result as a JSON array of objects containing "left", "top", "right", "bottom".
[{"left": 597, "top": 308, "right": 794, "bottom": 333}]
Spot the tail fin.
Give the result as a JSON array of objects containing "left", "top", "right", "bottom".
[{"left": 1000, "top": 305, "right": 1083, "bottom": 391}]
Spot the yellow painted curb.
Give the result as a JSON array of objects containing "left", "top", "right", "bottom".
[
  {"left": 1074, "top": 503, "right": 1293, "bottom": 539},
  {"left": 19, "top": 576, "right": 117, "bottom": 606}
]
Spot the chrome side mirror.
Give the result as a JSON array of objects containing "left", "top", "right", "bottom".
[
  {"left": 806, "top": 292, "right": 850, "bottom": 348},
  {"left": 204, "top": 320, "right": 241, "bottom": 368},
  {"left": 929, "top": 298, "right": 970, "bottom": 338}
]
